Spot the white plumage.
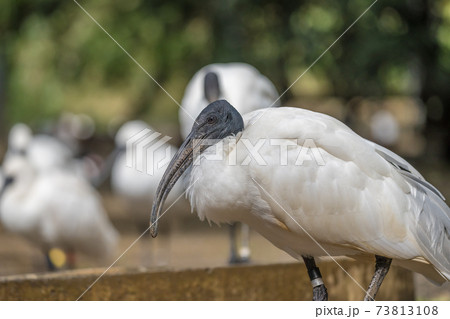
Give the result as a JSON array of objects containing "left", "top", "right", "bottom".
[
  {"left": 6, "top": 123, "right": 33, "bottom": 154},
  {"left": 180, "top": 63, "right": 281, "bottom": 263},
  {"left": 5, "top": 123, "right": 97, "bottom": 181},
  {"left": 187, "top": 106, "right": 450, "bottom": 284},
  {"left": 0, "top": 154, "right": 119, "bottom": 259},
  {"left": 180, "top": 62, "right": 280, "bottom": 138},
  {"left": 6, "top": 123, "right": 71, "bottom": 169}
]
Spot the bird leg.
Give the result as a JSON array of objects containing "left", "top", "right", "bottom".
[
  {"left": 364, "top": 255, "right": 392, "bottom": 301},
  {"left": 228, "top": 223, "right": 240, "bottom": 264},
  {"left": 45, "top": 253, "right": 57, "bottom": 271},
  {"left": 228, "top": 223, "right": 250, "bottom": 264},
  {"left": 302, "top": 256, "right": 328, "bottom": 301},
  {"left": 238, "top": 223, "right": 251, "bottom": 262}
]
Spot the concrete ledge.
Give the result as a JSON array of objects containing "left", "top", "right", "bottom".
[{"left": 0, "top": 261, "right": 414, "bottom": 300}]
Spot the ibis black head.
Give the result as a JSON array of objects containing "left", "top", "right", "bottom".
[
  {"left": 150, "top": 100, "right": 244, "bottom": 237},
  {"left": 190, "top": 99, "right": 244, "bottom": 141}
]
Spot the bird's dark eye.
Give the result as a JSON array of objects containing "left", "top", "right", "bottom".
[{"left": 206, "top": 115, "right": 217, "bottom": 124}]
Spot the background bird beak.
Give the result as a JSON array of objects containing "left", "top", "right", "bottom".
[{"left": 0, "top": 175, "right": 15, "bottom": 204}]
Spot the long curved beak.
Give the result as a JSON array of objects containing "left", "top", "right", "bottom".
[{"left": 150, "top": 131, "right": 200, "bottom": 237}]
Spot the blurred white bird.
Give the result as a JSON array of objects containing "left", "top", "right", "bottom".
[
  {"left": 370, "top": 109, "right": 400, "bottom": 146},
  {"left": 54, "top": 112, "right": 96, "bottom": 154},
  {"left": 180, "top": 62, "right": 280, "bottom": 264},
  {"left": 110, "top": 120, "right": 182, "bottom": 208},
  {"left": 180, "top": 62, "right": 280, "bottom": 138},
  {"left": 0, "top": 154, "right": 119, "bottom": 270},
  {"left": 152, "top": 100, "right": 450, "bottom": 301},
  {"left": 5, "top": 123, "right": 99, "bottom": 183},
  {"left": 104, "top": 120, "right": 185, "bottom": 266}
]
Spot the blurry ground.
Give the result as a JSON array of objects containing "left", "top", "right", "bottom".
[{"left": 0, "top": 162, "right": 449, "bottom": 300}]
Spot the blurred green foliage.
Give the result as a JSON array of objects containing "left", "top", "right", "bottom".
[{"left": 1, "top": 0, "right": 450, "bottom": 135}]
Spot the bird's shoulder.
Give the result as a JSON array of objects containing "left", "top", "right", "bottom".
[{"left": 242, "top": 107, "right": 403, "bottom": 182}]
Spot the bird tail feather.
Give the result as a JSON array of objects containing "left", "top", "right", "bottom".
[{"left": 409, "top": 178, "right": 450, "bottom": 283}]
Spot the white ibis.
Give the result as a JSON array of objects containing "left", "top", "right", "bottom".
[
  {"left": 180, "top": 62, "right": 280, "bottom": 263},
  {"left": 0, "top": 153, "right": 119, "bottom": 270},
  {"left": 180, "top": 62, "right": 280, "bottom": 138},
  {"left": 151, "top": 100, "right": 450, "bottom": 301},
  {"left": 5, "top": 123, "right": 100, "bottom": 182}
]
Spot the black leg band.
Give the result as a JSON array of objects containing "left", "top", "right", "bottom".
[
  {"left": 308, "top": 267, "right": 324, "bottom": 287},
  {"left": 303, "top": 256, "right": 325, "bottom": 288},
  {"left": 308, "top": 267, "right": 322, "bottom": 280}
]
